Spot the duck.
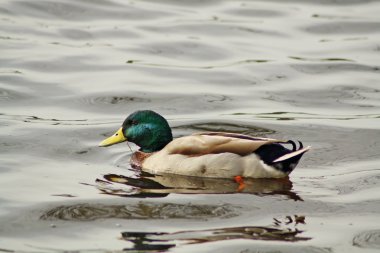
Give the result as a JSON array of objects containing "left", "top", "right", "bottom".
[{"left": 99, "top": 110, "right": 310, "bottom": 179}]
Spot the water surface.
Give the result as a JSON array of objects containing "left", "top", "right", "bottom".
[{"left": 1, "top": 0, "right": 380, "bottom": 252}]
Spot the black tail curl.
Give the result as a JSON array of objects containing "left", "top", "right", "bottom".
[
  {"left": 287, "top": 140, "right": 296, "bottom": 151},
  {"left": 287, "top": 140, "right": 304, "bottom": 151},
  {"left": 298, "top": 141, "right": 303, "bottom": 149}
]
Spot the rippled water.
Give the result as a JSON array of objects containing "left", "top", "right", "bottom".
[{"left": 1, "top": 0, "right": 380, "bottom": 252}]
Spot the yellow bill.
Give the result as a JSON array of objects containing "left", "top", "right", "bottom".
[{"left": 99, "top": 127, "right": 127, "bottom": 147}]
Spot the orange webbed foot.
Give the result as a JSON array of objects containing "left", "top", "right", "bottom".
[{"left": 234, "top": 176, "right": 245, "bottom": 192}]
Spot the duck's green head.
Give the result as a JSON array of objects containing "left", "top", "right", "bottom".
[{"left": 99, "top": 110, "right": 173, "bottom": 153}]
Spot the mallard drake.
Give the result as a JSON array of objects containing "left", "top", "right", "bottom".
[{"left": 99, "top": 110, "right": 310, "bottom": 179}]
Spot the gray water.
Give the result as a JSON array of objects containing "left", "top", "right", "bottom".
[{"left": 1, "top": 0, "right": 380, "bottom": 252}]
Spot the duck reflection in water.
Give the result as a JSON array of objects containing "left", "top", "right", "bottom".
[
  {"left": 96, "top": 170, "right": 302, "bottom": 201},
  {"left": 121, "top": 215, "right": 310, "bottom": 252}
]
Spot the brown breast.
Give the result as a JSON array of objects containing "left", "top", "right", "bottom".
[{"left": 131, "top": 151, "right": 153, "bottom": 168}]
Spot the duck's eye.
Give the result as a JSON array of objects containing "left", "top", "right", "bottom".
[{"left": 126, "top": 119, "right": 138, "bottom": 126}]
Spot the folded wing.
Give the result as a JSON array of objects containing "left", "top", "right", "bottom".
[{"left": 165, "top": 132, "right": 288, "bottom": 156}]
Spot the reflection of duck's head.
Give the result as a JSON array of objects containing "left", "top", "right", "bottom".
[{"left": 99, "top": 110, "right": 310, "bottom": 179}]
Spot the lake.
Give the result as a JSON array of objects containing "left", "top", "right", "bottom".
[{"left": 1, "top": 0, "right": 380, "bottom": 252}]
